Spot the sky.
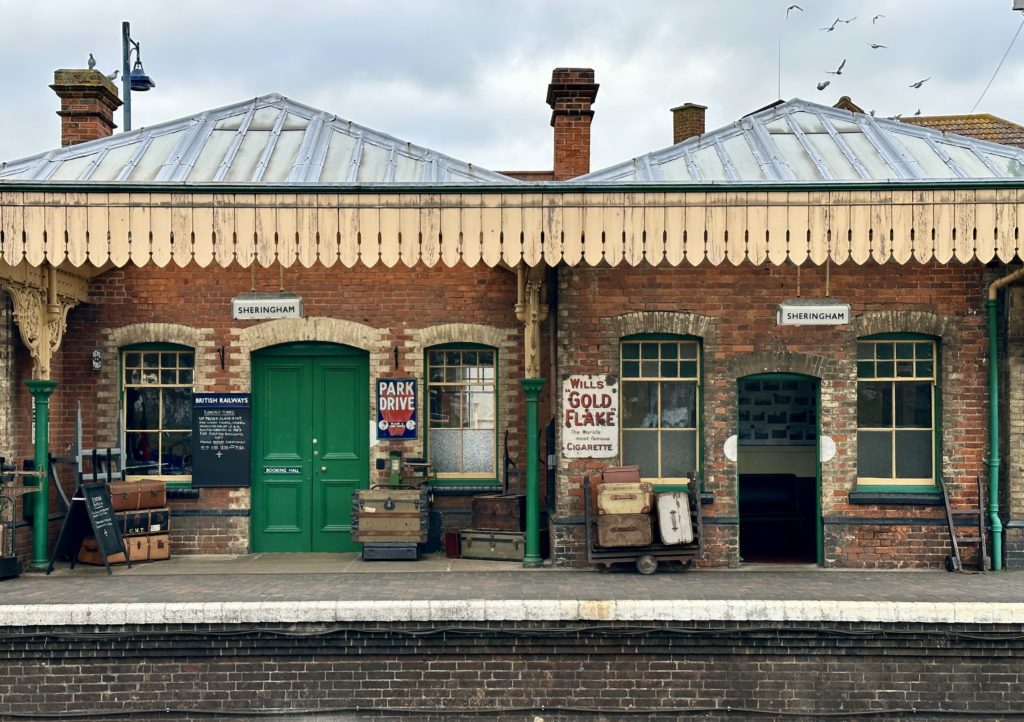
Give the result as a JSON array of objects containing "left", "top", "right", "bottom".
[{"left": 1, "top": 1, "right": 1023, "bottom": 174}]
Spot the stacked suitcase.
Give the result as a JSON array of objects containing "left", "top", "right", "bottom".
[
  {"left": 593, "top": 466, "right": 694, "bottom": 548},
  {"left": 351, "top": 486, "right": 430, "bottom": 560},
  {"left": 78, "top": 480, "right": 171, "bottom": 565},
  {"left": 459, "top": 493, "right": 535, "bottom": 561}
]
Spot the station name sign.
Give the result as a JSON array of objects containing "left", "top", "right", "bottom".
[
  {"left": 231, "top": 294, "right": 303, "bottom": 320},
  {"left": 776, "top": 300, "right": 851, "bottom": 326}
]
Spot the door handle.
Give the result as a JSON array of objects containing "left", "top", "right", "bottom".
[{"left": 321, "top": 466, "right": 327, "bottom": 472}]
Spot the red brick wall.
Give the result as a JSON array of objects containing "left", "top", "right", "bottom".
[{"left": 557, "top": 260, "right": 992, "bottom": 568}]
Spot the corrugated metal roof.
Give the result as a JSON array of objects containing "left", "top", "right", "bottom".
[
  {"left": 0, "top": 94, "right": 514, "bottom": 184},
  {"left": 580, "top": 98, "right": 1024, "bottom": 183}
]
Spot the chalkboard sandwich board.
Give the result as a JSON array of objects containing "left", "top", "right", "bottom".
[{"left": 48, "top": 477, "right": 129, "bottom": 575}]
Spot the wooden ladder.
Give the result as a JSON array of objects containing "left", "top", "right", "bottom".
[{"left": 940, "top": 476, "right": 989, "bottom": 572}]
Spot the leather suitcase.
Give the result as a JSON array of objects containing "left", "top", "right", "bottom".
[
  {"left": 117, "top": 508, "right": 171, "bottom": 536},
  {"left": 596, "top": 482, "right": 653, "bottom": 515},
  {"left": 352, "top": 487, "right": 429, "bottom": 543},
  {"left": 78, "top": 535, "right": 149, "bottom": 565},
  {"left": 596, "top": 514, "right": 653, "bottom": 548},
  {"left": 471, "top": 494, "right": 525, "bottom": 532},
  {"left": 602, "top": 465, "right": 641, "bottom": 484},
  {"left": 108, "top": 480, "right": 167, "bottom": 511},
  {"left": 459, "top": 529, "right": 548, "bottom": 561},
  {"left": 656, "top": 492, "right": 694, "bottom": 545},
  {"left": 148, "top": 533, "right": 171, "bottom": 560}
]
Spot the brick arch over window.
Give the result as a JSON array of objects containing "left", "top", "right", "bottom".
[
  {"left": 728, "top": 350, "right": 838, "bottom": 379},
  {"left": 236, "top": 317, "right": 386, "bottom": 392},
  {"left": 410, "top": 323, "right": 513, "bottom": 351},
  {"left": 608, "top": 311, "right": 714, "bottom": 342},
  {"left": 850, "top": 311, "right": 949, "bottom": 340},
  {"left": 95, "top": 322, "right": 215, "bottom": 449}
]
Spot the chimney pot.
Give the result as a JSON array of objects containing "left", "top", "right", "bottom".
[
  {"left": 547, "top": 67, "right": 599, "bottom": 180},
  {"left": 671, "top": 102, "right": 707, "bottom": 144},
  {"left": 51, "top": 68, "right": 122, "bottom": 146}
]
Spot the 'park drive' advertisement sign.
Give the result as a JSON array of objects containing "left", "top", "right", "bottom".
[
  {"left": 377, "top": 378, "right": 417, "bottom": 439},
  {"left": 562, "top": 374, "right": 618, "bottom": 458}
]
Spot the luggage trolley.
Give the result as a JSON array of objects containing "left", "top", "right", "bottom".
[{"left": 583, "top": 477, "right": 703, "bottom": 575}]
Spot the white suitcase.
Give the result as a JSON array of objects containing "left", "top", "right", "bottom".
[{"left": 656, "top": 492, "right": 693, "bottom": 545}]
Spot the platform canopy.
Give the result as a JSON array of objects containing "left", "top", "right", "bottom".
[{"left": 2, "top": 97, "right": 1024, "bottom": 272}]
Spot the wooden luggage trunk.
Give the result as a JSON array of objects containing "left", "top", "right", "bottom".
[
  {"left": 471, "top": 494, "right": 525, "bottom": 532},
  {"left": 116, "top": 508, "right": 171, "bottom": 536},
  {"left": 596, "top": 513, "right": 653, "bottom": 548},
  {"left": 78, "top": 535, "right": 149, "bottom": 565},
  {"left": 656, "top": 492, "right": 694, "bottom": 545},
  {"left": 108, "top": 480, "right": 167, "bottom": 511},
  {"left": 602, "top": 465, "right": 640, "bottom": 483},
  {"left": 351, "top": 487, "right": 429, "bottom": 543},
  {"left": 595, "top": 482, "right": 653, "bottom": 515},
  {"left": 459, "top": 529, "right": 548, "bottom": 561}
]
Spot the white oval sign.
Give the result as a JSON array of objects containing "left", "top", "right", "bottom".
[
  {"left": 724, "top": 435, "right": 738, "bottom": 462},
  {"left": 820, "top": 435, "right": 836, "bottom": 462}
]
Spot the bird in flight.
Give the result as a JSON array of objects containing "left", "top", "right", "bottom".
[
  {"left": 909, "top": 77, "right": 930, "bottom": 89},
  {"left": 838, "top": 16, "right": 856, "bottom": 23},
  {"left": 105, "top": 69, "right": 119, "bottom": 81},
  {"left": 88, "top": 53, "right": 96, "bottom": 70},
  {"left": 872, "top": 14, "right": 885, "bottom": 23},
  {"left": 826, "top": 59, "right": 847, "bottom": 76},
  {"left": 868, "top": 43, "right": 888, "bottom": 50},
  {"left": 816, "top": 80, "right": 831, "bottom": 91},
  {"left": 786, "top": 4, "right": 803, "bottom": 17},
  {"left": 820, "top": 18, "right": 839, "bottom": 31}
]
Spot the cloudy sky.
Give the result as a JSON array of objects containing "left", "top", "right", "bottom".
[{"left": 1, "top": 1, "right": 1023, "bottom": 174}]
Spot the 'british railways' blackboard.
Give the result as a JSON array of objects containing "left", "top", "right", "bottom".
[{"left": 192, "top": 393, "right": 251, "bottom": 487}]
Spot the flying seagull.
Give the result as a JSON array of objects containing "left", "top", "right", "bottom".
[
  {"left": 838, "top": 16, "right": 856, "bottom": 23},
  {"left": 87, "top": 53, "right": 96, "bottom": 70},
  {"left": 816, "top": 80, "right": 831, "bottom": 91},
  {"left": 820, "top": 18, "right": 839, "bottom": 31},
  {"left": 826, "top": 59, "right": 847, "bottom": 76},
  {"left": 105, "top": 69, "right": 119, "bottom": 81},
  {"left": 868, "top": 43, "right": 888, "bottom": 49},
  {"left": 786, "top": 4, "right": 803, "bottom": 17},
  {"left": 909, "top": 77, "right": 930, "bottom": 89},
  {"left": 872, "top": 14, "right": 885, "bottom": 23}
]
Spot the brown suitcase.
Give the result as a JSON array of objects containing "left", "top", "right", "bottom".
[
  {"left": 78, "top": 535, "right": 149, "bottom": 565},
  {"left": 108, "top": 480, "right": 167, "bottom": 511},
  {"left": 602, "top": 465, "right": 641, "bottom": 484},
  {"left": 596, "top": 514, "right": 653, "bottom": 548},
  {"left": 149, "top": 533, "right": 171, "bottom": 560},
  {"left": 471, "top": 494, "right": 526, "bottom": 532},
  {"left": 596, "top": 482, "right": 653, "bottom": 515}
]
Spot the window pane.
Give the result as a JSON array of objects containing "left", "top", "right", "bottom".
[
  {"left": 622, "top": 343, "right": 639, "bottom": 360},
  {"left": 462, "top": 351, "right": 477, "bottom": 366},
  {"left": 661, "top": 360, "right": 677, "bottom": 377},
  {"left": 161, "top": 370, "right": 176, "bottom": 384},
  {"left": 161, "top": 353, "right": 177, "bottom": 367},
  {"left": 641, "top": 343, "right": 658, "bottom": 359},
  {"left": 916, "top": 343, "right": 933, "bottom": 360},
  {"left": 429, "top": 367, "right": 443, "bottom": 382},
  {"left": 857, "top": 382, "right": 892, "bottom": 427},
  {"left": 428, "top": 350, "right": 445, "bottom": 366},
  {"left": 622, "top": 361, "right": 640, "bottom": 378},
  {"left": 876, "top": 344, "right": 894, "bottom": 360},
  {"left": 429, "top": 387, "right": 462, "bottom": 427},
  {"left": 680, "top": 361, "right": 698, "bottom": 378},
  {"left": 641, "top": 361, "right": 659, "bottom": 377},
  {"left": 180, "top": 353, "right": 194, "bottom": 368},
  {"left": 916, "top": 361, "right": 933, "bottom": 378},
  {"left": 125, "top": 352, "right": 141, "bottom": 368},
  {"left": 661, "top": 381, "right": 697, "bottom": 429},
  {"left": 895, "top": 430, "right": 933, "bottom": 478},
  {"left": 661, "top": 429, "right": 697, "bottom": 477},
  {"left": 858, "top": 361, "right": 875, "bottom": 379},
  {"left": 126, "top": 388, "right": 159, "bottom": 430},
  {"left": 463, "top": 430, "right": 494, "bottom": 474},
  {"left": 161, "top": 431, "right": 192, "bottom": 475},
  {"left": 478, "top": 350, "right": 494, "bottom": 366},
  {"left": 858, "top": 431, "right": 892, "bottom": 477},
  {"left": 894, "top": 381, "right": 932, "bottom": 428},
  {"left": 622, "top": 430, "right": 659, "bottom": 478},
  {"left": 467, "top": 390, "right": 495, "bottom": 428},
  {"left": 178, "top": 369, "right": 194, "bottom": 385},
  {"left": 143, "top": 352, "right": 159, "bottom": 368},
  {"left": 896, "top": 361, "right": 914, "bottom": 378},
  {"left": 125, "top": 432, "right": 159, "bottom": 473},
  {"left": 895, "top": 343, "right": 914, "bottom": 359},
  {"left": 877, "top": 361, "right": 894, "bottom": 377},
  {"left": 661, "top": 344, "right": 677, "bottom": 360},
  {"left": 429, "top": 428, "right": 461, "bottom": 473},
  {"left": 445, "top": 351, "right": 460, "bottom": 366},
  {"left": 162, "top": 388, "right": 193, "bottom": 429},
  {"left": 622, "top": 381, "right": 657, "bottom": 428},
  {"left": 679, "top": 343, "right": 698, "bottom": 360}
]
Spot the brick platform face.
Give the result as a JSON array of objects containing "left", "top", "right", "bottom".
[{"left": 1, "top": 621, "right": 1022, "bottom": 720}]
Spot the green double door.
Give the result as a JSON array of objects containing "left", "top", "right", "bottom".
[{"left": 251, "top": 344, "right": 368, "bottom": 552}]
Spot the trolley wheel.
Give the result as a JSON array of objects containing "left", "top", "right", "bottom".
[{"left": 636, "top": 555, "right": 658, "bottom": 575}]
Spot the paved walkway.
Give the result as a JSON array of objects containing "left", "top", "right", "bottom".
[{"left": 1, "top": 553, "right": 1023, "bottom": 626}]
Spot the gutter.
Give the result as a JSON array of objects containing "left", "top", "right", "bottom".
[{"left": 986, "top": 267, "right": 1024, "bottom": 570}]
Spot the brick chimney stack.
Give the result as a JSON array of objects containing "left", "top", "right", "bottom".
[
  {"left": 51, "top": 69, "right": 122, "bottom": 146},
  {"left": 546, "top": 68, "right": 599, "bottom": 180},
  {"left": 671, "top": 103, "right": 707, "bottom": 144}
]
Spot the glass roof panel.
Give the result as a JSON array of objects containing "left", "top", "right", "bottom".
[
  {"left": 791, "top": 112, "right": 828, "bottom": 134},
  {"left": 187, "top": 130, "right": 234, "bottom": 182},
  {"left": 128, "top": 132, "right": 184, "bottom": 181},
  {"left": 893, "top": 134, "right": 954, "bottom": 177},
  {"left": 772, "top": 135, "right": 820, "bottom": 180},
  {"left": 692, "top": 145, "right": 726, "bottom": 180},
  {"left": 214, "top": 113, "right": 248, "bottom": 131},
  {"left": 984, "top": 153, "right": 1024, "bottom": 178},
  {"left": 356, "top": 143, "right": 390, "bottom": 182},
  {"left": 842, "top": 134, "right": 897, "bottom": 179},
  {"left": 224, "top": 130, "right": 270, "bottom": 182},
  {"left": 248, "top": 106, "right": 284, "bottom": 131},
  {"left": 941, "top": 143, "right": 995, "bottom": 178},
  {"left": 807, "top": 134, "right": 859, "bottom": 179},
  {"left": 658, "top": 157, "right": 694, "bottom": 181},
  {"left": 47, "top": 153, "right": 97, "bottom": 181},
  {"left": 393, "top": 153, "right": 422, "bottom": 182},
  {"left": 320, "top": 131, "right": 357, "bottom": 182},
  {"left": 721, "top": 135, "right": 764, "bottom": 180},
  {"left": 830, "top": 119, "right": 861, "bottom": 133},
  {"left": 263, "top": 128, "right": 304, "bottom": 181},
  {"left": 92, "top": 142, "right": 143, "bottom": 181},
  {"left": 765, "top": 118, "right": 790, "bottom": 134}
]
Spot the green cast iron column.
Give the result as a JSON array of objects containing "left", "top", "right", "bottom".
[
  {"left": 987, "top": 298, "right": 1004, "bottom": 570},
  {"left": 522, "top": 378, "right": 545, "bottom": 567},
  {"left": 27, "top": 379, "right": 57, "bottom": 569}
]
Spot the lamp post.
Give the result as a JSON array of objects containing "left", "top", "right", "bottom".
[{"left": 121, "top": 21, "right": 156, "bottom": 132}]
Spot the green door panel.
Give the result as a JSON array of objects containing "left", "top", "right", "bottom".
[{"left": 252, "top": 347, "right": 368, "bottom": 553}]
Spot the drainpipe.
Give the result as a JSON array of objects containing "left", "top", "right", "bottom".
[{"left": 986, "top": 267, "right": 1024, "bottom": 571}]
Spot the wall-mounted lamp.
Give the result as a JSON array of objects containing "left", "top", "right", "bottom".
[{"left": 121, "top": 21, "right": 156, "bottom": 132}]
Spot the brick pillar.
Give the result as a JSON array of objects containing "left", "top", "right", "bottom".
[
  {"left": 50, "top": 69, "right": 122, "bottom": 146},
  {"left": 671, "top": 103, "right": 707, "bottom": 144},
  {"left": 546, "top": 68, "right": 599, "bottom": 180}
]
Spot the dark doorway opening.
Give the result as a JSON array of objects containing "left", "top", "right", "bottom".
[{"left": 737, "top": 375, "right": 818, "bottom": 563}]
